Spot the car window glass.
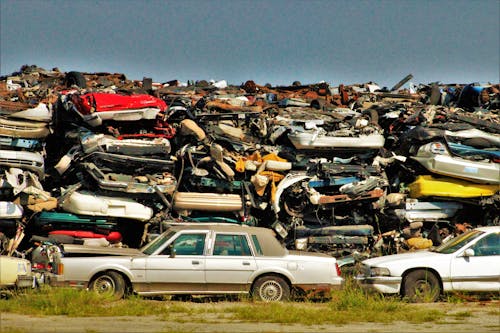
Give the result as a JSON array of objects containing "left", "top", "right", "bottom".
[
  {"left": 168, "top": 233, "right": 206, "bottom": 256},
  {"left": 433, "top": 230, "right": 483, "bottom": 254},
  {"left": 142, "top": 230, "right": 176, "bottom": 255},
  {"left": 251, "top": 235, "right": 263, "bottom": 256},
  {"left": 213, "top": 234, "right": 252, "bottom": 256},
  {"left": 470, "top": 233, "right": 499, "bottom": 256}
]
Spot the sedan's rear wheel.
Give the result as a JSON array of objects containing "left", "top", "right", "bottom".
[
  {"left": 252, "top": 275, "right": 290, "bottom": 302},
  {"left": 403, "top": 270, "right": 440, "bottom": 302},
  {"left": 90, "top": 271, "right": 126, "bottom": 299}
]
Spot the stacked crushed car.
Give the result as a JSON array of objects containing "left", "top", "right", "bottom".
[{"left": 0, "top": 65, "right": 498, "bottom": 262}]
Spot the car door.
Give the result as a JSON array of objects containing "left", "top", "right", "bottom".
[
  {"left": 205, "top": 232, "right": 257, "bottom": 292},
  {"left": 144, "top": 231, "right": 208, "bottom": 293},
  {"left": 450, "top": 232, "right": 500, "bottom": 291}
]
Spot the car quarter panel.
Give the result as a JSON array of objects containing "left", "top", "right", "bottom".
[{"left": 251, "top": 255, "right": 341, "bottom": 287}]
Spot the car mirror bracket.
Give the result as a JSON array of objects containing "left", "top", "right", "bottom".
[
  {"left": 462, "top": 248, "right": 475, "bottom": 257},
  {"left": 168, "top": 244, "right": 176, "bottom": 258}
]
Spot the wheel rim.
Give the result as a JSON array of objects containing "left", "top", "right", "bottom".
[
  {"left": 92, "top": 275, "right": 115, "bottom": 294},
  {"left": 413, "top": 280, "right": 435, "bottom": 301},
  {"left": 259, "top": 280, "right": 283, "bottom": 302}
]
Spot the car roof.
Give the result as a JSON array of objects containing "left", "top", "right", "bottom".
[
  {"left": 166, "top": 222, "right": 271, "bottom": 234},
  {"left": 475, "top": 226, "right": 500, "bottom": 233}
]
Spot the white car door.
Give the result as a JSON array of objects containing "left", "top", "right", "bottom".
[
  {"left": 145, "top": 232, "right": 208, "bottom": 293},
  {"left": 450, "top": 232, "right": 500, "bottom": 292},
  {"left": 205, "top": 232, "right": 257, "bottom": 292}
]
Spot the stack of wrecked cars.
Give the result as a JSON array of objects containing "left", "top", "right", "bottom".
[{"left": 0, "top": 65, "right": 498, "bottom": 290}]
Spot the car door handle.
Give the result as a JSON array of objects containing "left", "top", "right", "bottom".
[
  {"left": 242, "top": 261, "right": 250, "bottom": 266},
  {"left": 192, "top": 260, "right": 200, "bottom": 265}
]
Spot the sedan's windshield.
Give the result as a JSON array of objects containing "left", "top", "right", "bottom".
[
  {"left": 141, "top": 230, "right": 176, "bottom": 255},
  {"left": 432, "top": 230, "right": 484, "bottom": 254}
]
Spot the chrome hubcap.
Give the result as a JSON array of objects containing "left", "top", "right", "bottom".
[
  {"left": 260, "top": 281, "right": 282, "bottom": 302},
  {"left": 93, "top": 276, "right": 115, "bottom": 294}
]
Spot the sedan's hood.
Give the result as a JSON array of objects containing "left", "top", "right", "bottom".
[
  {"left": 62, "top": 244, "right": 143, "bottom": 256},
  {"left": 362, "top": 250, "right": 445, "bottom": 267}
]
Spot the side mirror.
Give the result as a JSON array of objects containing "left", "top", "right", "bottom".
[
  {"left": 462, "top": 248, "right": 475, "bottom": 257},
  {"left": 168, "top": 244, "right": 176, "bottom": 258}
]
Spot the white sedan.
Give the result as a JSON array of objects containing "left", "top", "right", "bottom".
[
  {"left": 54, "top": 223, "right": 343, "bottom": 301},
  {"left": 356, "top": 226, "right": 500, "bottom": 302}
]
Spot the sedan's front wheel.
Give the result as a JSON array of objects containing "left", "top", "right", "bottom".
[
  {"left": 89, "top": 271, "right": 126, "bottom": 299},
  {"left": 252, "top": 275, "right": 290, "bottom": 302},
  {"left": 403, "top": 269, "right": 440, "bottom": 302}
]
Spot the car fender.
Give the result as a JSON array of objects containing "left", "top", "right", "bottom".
[
  {"left": 85, "top": 262, "right": 136, "bottom": 284},
  {"left": 248, "top": 267, "right": 296, "bottom": 285},
  {"left": 273, "top": 173, "right": 310, "bottom": 213},
  {"left": 400, "top": 266, "right": 444, "bottom": 289}
]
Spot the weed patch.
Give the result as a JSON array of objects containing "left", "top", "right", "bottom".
[{"left": 0, "top": 284, "right": 446, "bottom": 325}]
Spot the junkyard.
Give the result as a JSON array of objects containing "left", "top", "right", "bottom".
[
  {"left": 1, "top": 67, "right": 498, "bottom": 250},
  {"left": 1, "top": 0, "right": 499, "bottom": 331},
  {"left": 0, "top": 65, "right": 499, "bottom": 331}
]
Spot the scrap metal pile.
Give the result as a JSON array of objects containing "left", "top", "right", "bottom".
[{"left": 0, "top": 65, "right": 499, "bottom": 259}]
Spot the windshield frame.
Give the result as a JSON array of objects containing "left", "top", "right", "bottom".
[
  {"left": 141, "top": 230, "right": 177, "bottom": 255},
  {"left": 432, "top": 230, "right": 484, "bottom": 254}
]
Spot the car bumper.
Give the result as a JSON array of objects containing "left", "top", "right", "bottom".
[
  {"left": 49, "top": 275, "right": 88, "bottom": 289},
  {"left": 355, "top": 275, "right": 402, "bottom": 294},
  {"left": 16, "top": 275, "right": 35, "bottom": 289},
  {"left": 295, "top": 277, "right": 344, "bottom": 295}
]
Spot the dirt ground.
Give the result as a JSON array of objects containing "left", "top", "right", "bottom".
[{"left": 0, "top": 301, "right": 498, "bottom": 333}]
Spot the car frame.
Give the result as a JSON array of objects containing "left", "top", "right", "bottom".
[
  {"left": 53, "top": 223, "right": 343, "bottom": 301},
  {"left": 356, "top": 226, "right": 500, "bottom": 302}
]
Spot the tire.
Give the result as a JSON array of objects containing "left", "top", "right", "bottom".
[
  {"left": 89, "top": 271, "right": 126, "bottom": 299},
  {"left": 403, "top": 270, "right": 440, "bottom": 303},
  {"left": 65, "top": 71, "right": 87, "bottom": 88},
  {"left": 252, "top": 275, "right": 290, "bottom": 302}
]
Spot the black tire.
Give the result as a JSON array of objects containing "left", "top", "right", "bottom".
[
  {"left": 403, "top": 270, "right": 440, "bottom": 303},
  {"left": 65, "top": 71, "right": 87, "bottom": 88},
  {"left": 89, "top": 271, "right": 126, "bottom": 299},
  {"left": 252, "top": 275, "right": 290, "bottom": 302}
]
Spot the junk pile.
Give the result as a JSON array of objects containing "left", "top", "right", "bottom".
[{"left": 0, "top": 65, "right": 498, "bottom": 260}]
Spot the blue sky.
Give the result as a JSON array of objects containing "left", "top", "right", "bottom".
[{"left": 1, "top": 0, "right": 498, "bottom": 87}]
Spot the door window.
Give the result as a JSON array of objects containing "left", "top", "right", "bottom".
[
  {"left": 164, "top": 233, "right": 206, "bottom": 255},
  {"left": 213, "top": 234, "right": 252, "bottom": 256},
  {"left": 470, "top": 233, "right": 499, "bottom": 256}
]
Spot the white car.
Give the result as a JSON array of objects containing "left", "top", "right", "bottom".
[
  {"left": 356, "top": 226, "right": 500, "bottom": 302},
  {"left": 0, "top": 256, "right": 34, "bottom": 296},
  {"left": 53, "top": 223, "right": 344, "bottom": 301}
]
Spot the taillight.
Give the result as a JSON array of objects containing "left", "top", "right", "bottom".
[
  {"left": 57, "top": 263, "right": 64, "bottom": 275},
  {"left": 32, "top": 263, "right": 53, "bottom": 271},
  {"left": 335, "top": 263, "right": 341, "bottom": 276},
  {"left": 32, "top": 263, "right": 46, "bottom": 270}
]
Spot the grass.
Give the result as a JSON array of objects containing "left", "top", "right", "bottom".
[
  {"left": 0, "top": 280, "right": 451, "bottom": 326},
  {"left": 450, "top": 311, "right": 473, "bottom": 319},
  {"left": 226, "top": 279, "right": 444, "bottom": 325}
]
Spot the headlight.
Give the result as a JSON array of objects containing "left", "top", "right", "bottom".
[{"left": 370, "top": 267, "right": 391, "bottom": 276}]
